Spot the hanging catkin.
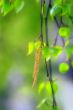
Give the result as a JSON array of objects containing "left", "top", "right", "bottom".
[{"left": 32, "top": 47, "right": 42, "bottom": 88}]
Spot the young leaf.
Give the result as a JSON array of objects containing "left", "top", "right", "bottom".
[
  {"left": 59, "top": 27, "right": 71, "bottom": 38},
  {"left": 27, "top": 42, "right": 34, "bottom": 55},
  {"left": 14, "top": 0, "right": 24, "bottom": 13},
  {"left": 51, "top": 46, "right": 63, "bottom": 57},
  {"left": 2, "top": 0, "right": 13, "bottom": 16},
  {"left": 50, "top": 5, "right": 62, "bottom": 17},
  {"left": 42, "top": 47, "right": 51, "bottom": 61},
  {"left": 38, "top": 82, "right": 45, "bottom": 94},
  {"left": 37, "top": 98, "right": 47, "bottom": 108},
  {"left": 65, "top": 39, "right": 70, "bottom": 47},
  {"left": 66, "top": 45, "right": 73, "bottom": 59},
  {"left": 34, "top": 41, "right": 41, "bottom": 49},
  {"left": 46, "top": 82, "right": 58, "bottom": 96},
  {"left": 59, "top": 62, "right": 69, "bottom": 73},
  {"left": 62, "top": 4, "right": 70, "bottom": 16}
]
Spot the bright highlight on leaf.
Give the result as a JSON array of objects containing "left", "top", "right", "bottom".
[
  {"left": 59, "top": 62, "right": 69, "bottom": 73},
  {"left": 37, "top": 98, "right": 47, "bottom": 108},
  {"left": 50, "top": 5, "right": 62, "bottom": 17},
  {"left": 15, "top": 0, "right": 24, "bottom": 13},
  {"left": 38, "top": 82, "right": 45, "bottom": 94},
  {"left": 27, "top": 42, "right": 34, "bottom": 55},
  {"left": 59, "top": 27, "right": 71, "bottom": 38}
]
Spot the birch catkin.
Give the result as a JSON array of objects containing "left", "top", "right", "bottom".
[{"left": 32, "top": 47, "right": 42, "bottom": 88}]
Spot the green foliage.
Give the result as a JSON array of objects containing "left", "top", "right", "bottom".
[
  {"left": 42, "top": 45, "right": 63, "bottom": 61},
  {"left": 66, "top": 44, "right": 73, "bottom": 59},
  {"left": 0, "top": 0, "right": 24, "bottom": 15},
  {"left": 59, "top": 27, "right": 71, "bottom": 38},
  {"left": 38, "top": 81, "right": 58, "bottom": 96},
  {"left": 0, "top": 0, "right": 73, "bottom": 109},
  {"left": 59, "top": 62, "right": 69, "bottom": 73},
  {"left": 42, "top": 47, "right": 51, "bottom": 61},
  {"left": 27, "top": 42, "right": 35, "bottom": 55},
  {"left": 51, "top": 46, "right": 63, "bottom": 57},
  {"left": 50, "top": 5, "right": 62, "bottom": 17},
  {"left": 46, "top": 82, "right": 58, "bottom": 96},
  {"left": 37, "top": 98, "right": 48, "bottom": 109},
  {"left": 38, "top": 82, "right": 45, "bottom": 94}
]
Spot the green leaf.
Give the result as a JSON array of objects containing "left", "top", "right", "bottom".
[
  {"left": 54, "top": 0, "right": 62, "bottom": 5},
  {"left": 2, "top": 0, "right": 13, "bottom": 16},
  {"left": 14, "top": 0, "right": 24, "bottom": 13},
  {"left": 66, "top": 45, "right": 73, "bottom": 59},
  {"left": 37, "top": 98, "right": 47, "bottom": 108},
  {"left": 34, "top": 41, "right": 41, "bottom": 49},
  {"left": 50, "top": 5, "right": 62, "bottom": 17},
  {"left": 59, "top": 62, "right": 69, "bottom": 73},
  {"left": 59, "top": 27, "right": 71, "bottom": 38},
  {"left": 38, "top": 82, "right": 45, "bottom": 94},
  {"left": 65, "top": 39, "right": 70, "bottom": 47},
  {"left": 62, "top": 4, "right": 70, "bottom": 16},
  {"left": 46, "top": 82, "right": 58, "bottom": 96},
  {"left": 51, "top": 46, "right": 63, "bottom": 57},
  {"left": 42, "top": 47, "right": 51, "bottom": 61},
  {"left": 0, "top": 0, "right": 3, "bottom": 6},
  {"left": 27, "top": 42, "right": 34, "bottom": 55}
]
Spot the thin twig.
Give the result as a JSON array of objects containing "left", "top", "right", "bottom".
[{"left": 45, "top": 0, "right": 57, "bottom": 108}]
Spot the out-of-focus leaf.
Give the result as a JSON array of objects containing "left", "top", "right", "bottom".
[
  {"left": 0, "top": 0, "right": 3, "bottom": 6},
  {"left": 34, "top": 41, "right": 41, "bottom": 49},
  {"left": 2, "top": 0, "right": 13, "bottom": 16},
  {"left": 37, "top": 98, "right": 47, "bottom": 108},
  {"left": 62, "top": 4, "right": 70, "bottom": 16},
  {"left": 46, "top": 82, "right": 58, "bottom": 96},
  {"left": 59, "top": 27, "right": 71, "bottom": 38},
  {"left": 50, "top": 5, "right": 62, "bottom": 17},
  {"left": 14, "top": 0, "right": 24, "bottom": 13},
  {"left": 59, "top": 62, "right": 69, "bottom": 73},
  {"left": 65, "top": 39, "right": 70, "bottom": 47},
  {"left": 27, "top": 42, "right": 34, "bottom": 55},
  {"left": 38, "top": 82, "right": 45, "bottom": 94},
  {"left": 51, "top": 46, "right": 63, "bottom": 57},
  {"left": 66, "top": 44, "right": 73, "bottom": 59},
  {"left": 42, "top": 47, "right": 51, "bottom": 61}
]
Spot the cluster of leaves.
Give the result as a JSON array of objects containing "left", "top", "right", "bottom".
[{"left": 0, "top": 0, "right": 24, "bottom": 15}]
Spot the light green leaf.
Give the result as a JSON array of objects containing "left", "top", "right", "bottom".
[
  {"left": 42, "top": 47, "right": 51, "bottom": 61},
  {"left": 50, "top": 5, "right": 62, "bottom": 17},
  {"left": 38, "top": 82, "right": 45, "bottom": 94},
  {"left": 65, "top": 39, "right": 70, "bottom": 47},
  {"left": 59, "top": 62, "right": 69, "bottom": 73},
  {"left": 62, "top": 4, "right": 70, "bottom": 16},
  {"left": 14, "top": 0, "right": 24, "bottom": 13},
  {"left": 34, "top": 41, "right": 41, "bottom": 49},
  {"left": 46, "top": 82, "right": 58, "bottom": 96},
  {"left": 2, "top": 0, "right": 13, "bottom": 16},
  {"left": 59, "top": 27, "right": 71, "bottom": 38},
  {"left": 37, "top": 98, "right": 47, "bottom": 108},
  {"left": 51, "top": 46, "right": 63, "bottom": 57},
  {"left": 27, "top": 42, "right": 34, "bottom": 55},
  {"left": 66, "top": 45, "right": 73, "bottom": 59}
]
